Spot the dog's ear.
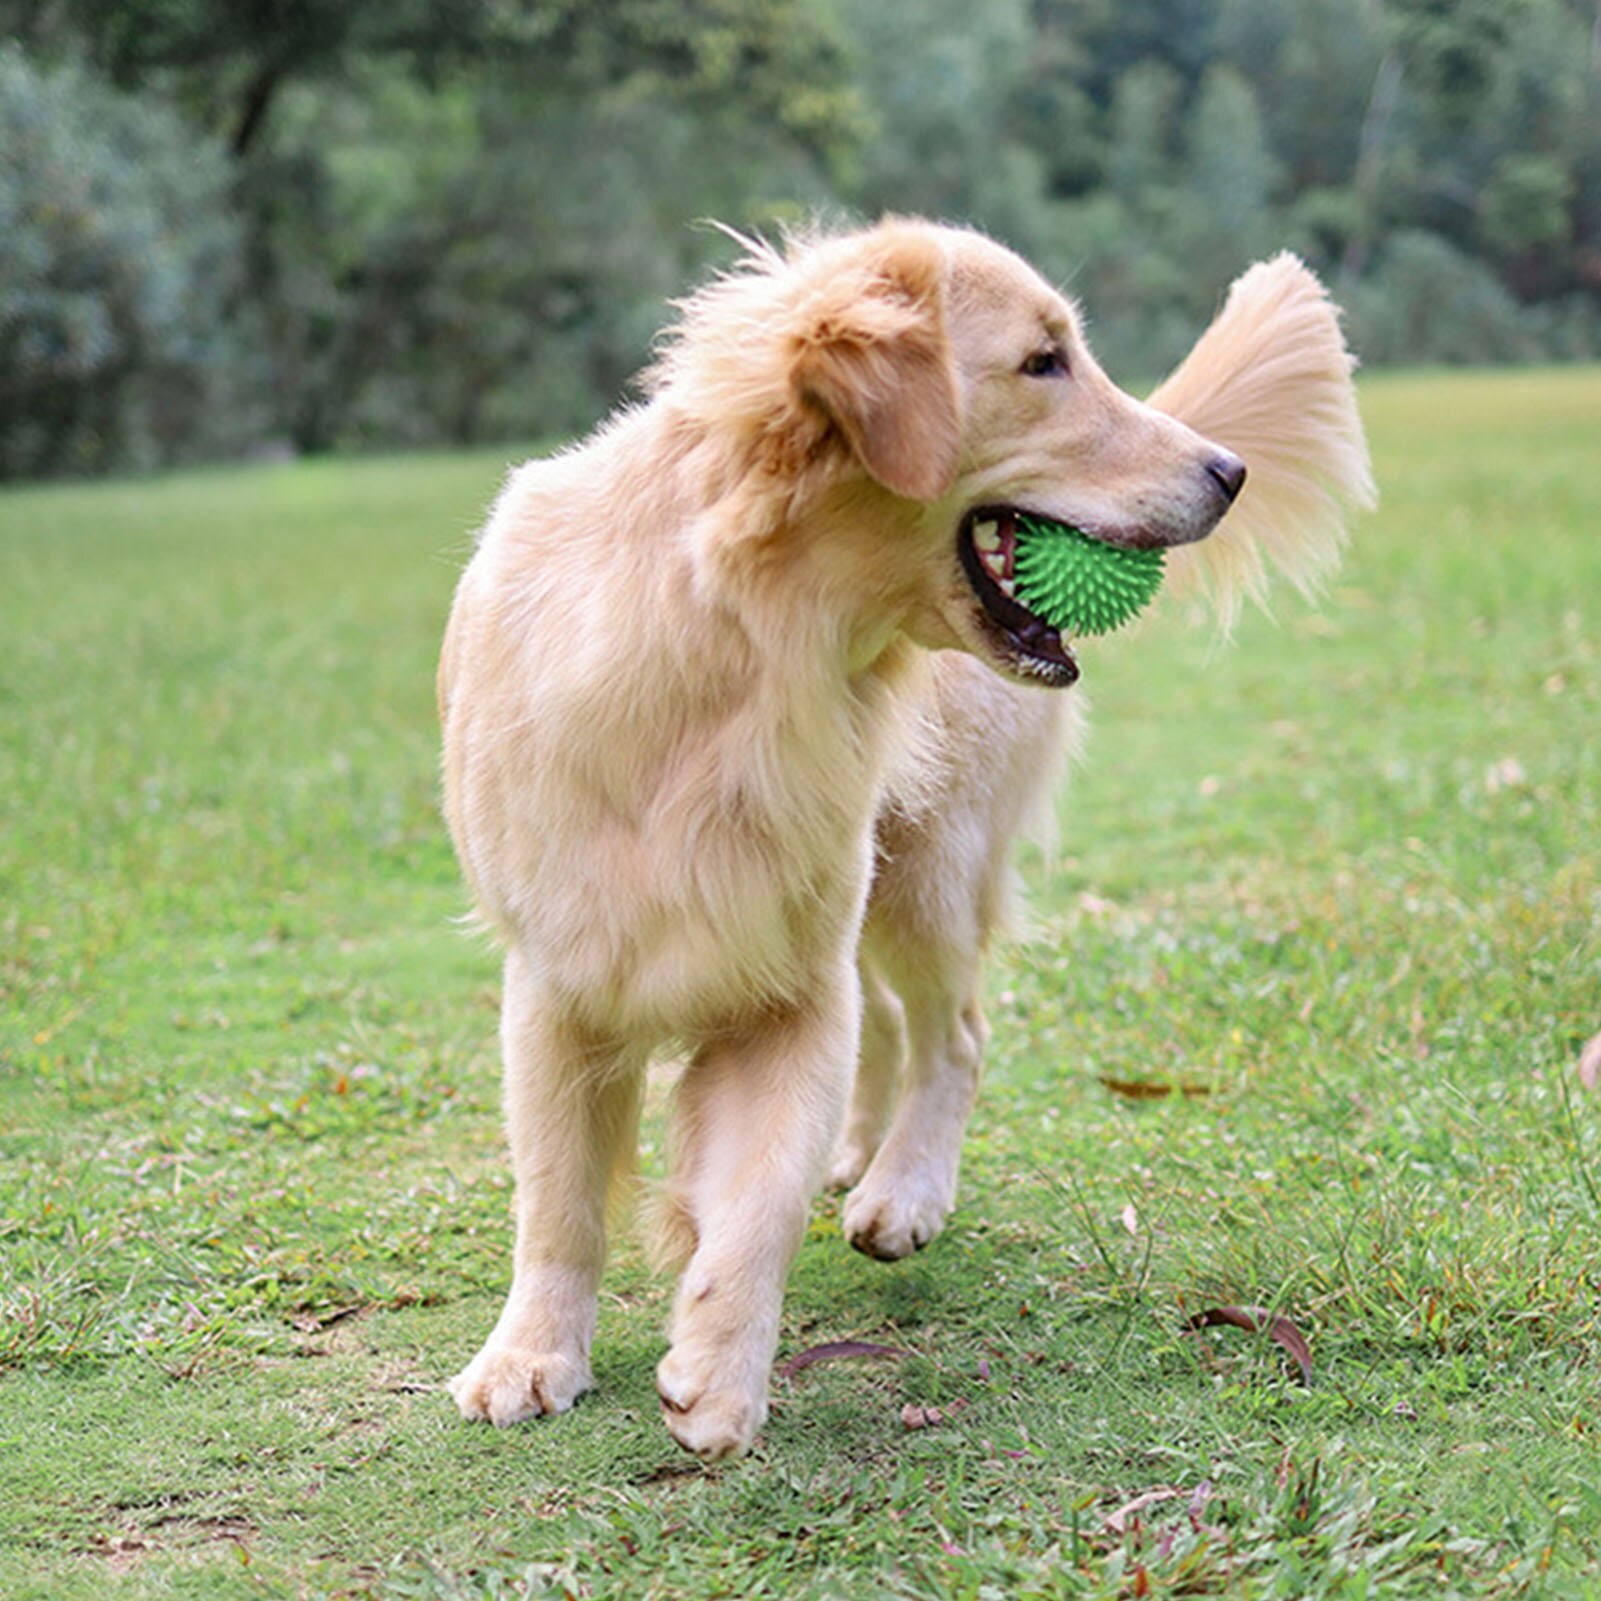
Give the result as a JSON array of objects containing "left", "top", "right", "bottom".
[{"left": 789, "top": 232, "right": 960, "bottom": 502}]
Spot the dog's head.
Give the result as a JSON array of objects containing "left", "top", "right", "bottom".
[{"left": 653, "top": 219, "right": 1246, "bottom": 687}]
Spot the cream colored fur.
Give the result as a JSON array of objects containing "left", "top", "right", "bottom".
[
  {"left": 438, "top": 219, "right": 1372, "bottom": 1459},
  {"left": 1152, "top": 252, "right": 1378, "bottom": 626}
]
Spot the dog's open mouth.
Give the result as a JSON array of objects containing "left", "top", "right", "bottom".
[{"left": 957, "top": 507, "right": 1080, "bottom": 686}]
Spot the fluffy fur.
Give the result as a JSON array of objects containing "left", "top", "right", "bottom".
[
  {"left": 437, "top": 219, "right": 1372, "bottom": 1459},
  {"left": 1152, "top": 252, "right": 1378, "bottom": 625}
]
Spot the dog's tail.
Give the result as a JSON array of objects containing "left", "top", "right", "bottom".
[{"left": 1148, "top": 253, "right": 1377, "bottom": 630}]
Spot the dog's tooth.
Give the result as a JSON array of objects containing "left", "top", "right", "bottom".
[
  {"left": 973, "top": 520, "right": 1001, "bottom": 553},
  {"left": 998, "top": 574, "right": 1017, "bottom": 598}
]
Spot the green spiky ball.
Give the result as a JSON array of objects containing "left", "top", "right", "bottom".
[{"left": 1012, "top": 513, "right": 1165, "bottom": 637}]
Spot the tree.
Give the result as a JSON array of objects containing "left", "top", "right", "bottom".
[
  {"left": 1106, "top": 60, "right": 1184, "bottom": 200},
  {"left": 0, "top": 0, "right": 862, "bottom": 464},
  {"left": 1385, "top": 0, "right": 1534, "bottom": 126},
  {"left": 1480, "top": 154, "right": 1575, "bottom": 255},
  {"left": 0, "top": 48, "right": 244, "bottom": 477},
  {"left": 0, "top": 0, "right": 859, "bottom": 159},
  {"left": 1186, "top": 65, "right": 1275, "bottom": 236}
]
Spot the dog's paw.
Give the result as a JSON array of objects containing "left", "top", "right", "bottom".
[
  {"left": 656, "top": 1344, "right": 768, "bottom": 1460},
  {"left": 448, "top": 1346, "right": 591, "bottom": 1427},
  {"left": 842, "top": 1174, "right": 952, "bottom": 1261}
]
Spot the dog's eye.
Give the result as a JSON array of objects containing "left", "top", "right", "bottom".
[{"left": 1020, "top": 345, "right": 1069, "bottom": 379}]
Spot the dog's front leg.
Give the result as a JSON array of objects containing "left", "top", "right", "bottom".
[
  {"left": 450, "top": 948, "right": 643, "bottom": 1426},
  {"left": 658, "top": 974, "right": 858, "bottom": 1459}
]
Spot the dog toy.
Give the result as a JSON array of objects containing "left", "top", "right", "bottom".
[{"left": 1012, "top": 513, "right": 1165, "bottom": 637}]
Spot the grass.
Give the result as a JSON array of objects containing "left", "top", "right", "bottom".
[{"left": 2, "top": 369, "right": 1600, "bottom": 1599}]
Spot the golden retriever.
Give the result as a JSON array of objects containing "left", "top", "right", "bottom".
[{"left": 437, "top": 219, "right": 1374, "bottom": 1459}]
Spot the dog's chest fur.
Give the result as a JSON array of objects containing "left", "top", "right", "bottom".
[{"left": 440, "top": 423, "right": 925, "bottom": 1038}]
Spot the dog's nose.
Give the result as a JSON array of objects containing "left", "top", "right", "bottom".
[{"left": 1207, "top": 451, "right": 1247, "bottom": 505}]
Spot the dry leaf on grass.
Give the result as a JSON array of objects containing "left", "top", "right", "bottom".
[
  {"left": 777, "top": 1340, "right": 905, "bottom": 1380},
  {"left": 1103, "top": 1487, "right": 1185, "bottom": 1533},
  {"left": 290, "top": 1305, "right": 365, "bottom": 1334},
  {"left": 900, "top": 1397, "right": 970, "bottom": 1430},
  {"left": 1185, "top": 1305, "right": 1313, "bottom": 1384},
  {"left": 1099, "top": 1076, "right": 1211, "bottom": 1100}
]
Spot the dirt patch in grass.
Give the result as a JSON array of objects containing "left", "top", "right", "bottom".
[{"left": 87, "top": 1498, "right": 257, "bottom": 1573}]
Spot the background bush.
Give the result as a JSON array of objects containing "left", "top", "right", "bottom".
[{"left": 0, "top": 47, "right": 247, "bottom": 477}]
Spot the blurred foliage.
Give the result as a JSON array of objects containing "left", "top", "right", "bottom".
[
  {"left": 1, "top": 0, "right": 1599, "bottom": 476},
  {"left": 0, "top": 47, "right": 248, "bottom": 476}
]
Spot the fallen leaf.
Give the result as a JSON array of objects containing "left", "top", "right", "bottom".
[
  {"left": 899, "top": 1397, "right": 970, "bottom": 1430},
  {"left": 635, "top": 1461, "right": 703, "bottom": 1485},
  {"left": 1121, "top": 1203, "right": 1139, "bottom": 1237},
  {"left": 777, "top": 1340, "right": 905, "bottom": 1380},
  {"left": 1185, "top": 1305, "right": 1313, "bottom": 1385},
  {"left": 1099, "top": 1076, "right": 1211, "bottom": 1100},
  {"left": 1579, "top": 1032, "right": 1601, "bottom": 1093},
  {"left": 290, "top": 1304, "right": 364, "bottom": 1334},
  {"left": 1104, "top": 1487, "right": 1184, "bottom": 1533}
]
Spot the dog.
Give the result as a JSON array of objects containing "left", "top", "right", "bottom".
[{"left": 437, "top": 219, "right": 1374, "bottom": 1459}]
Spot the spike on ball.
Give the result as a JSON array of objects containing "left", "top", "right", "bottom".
[{"left": 1012, "top": 514, "right": 1166, "bottom": 637}]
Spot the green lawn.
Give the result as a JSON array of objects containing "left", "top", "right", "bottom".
[{"left": 3, "top": 371, "right": 1600, "bottom": 1599}]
